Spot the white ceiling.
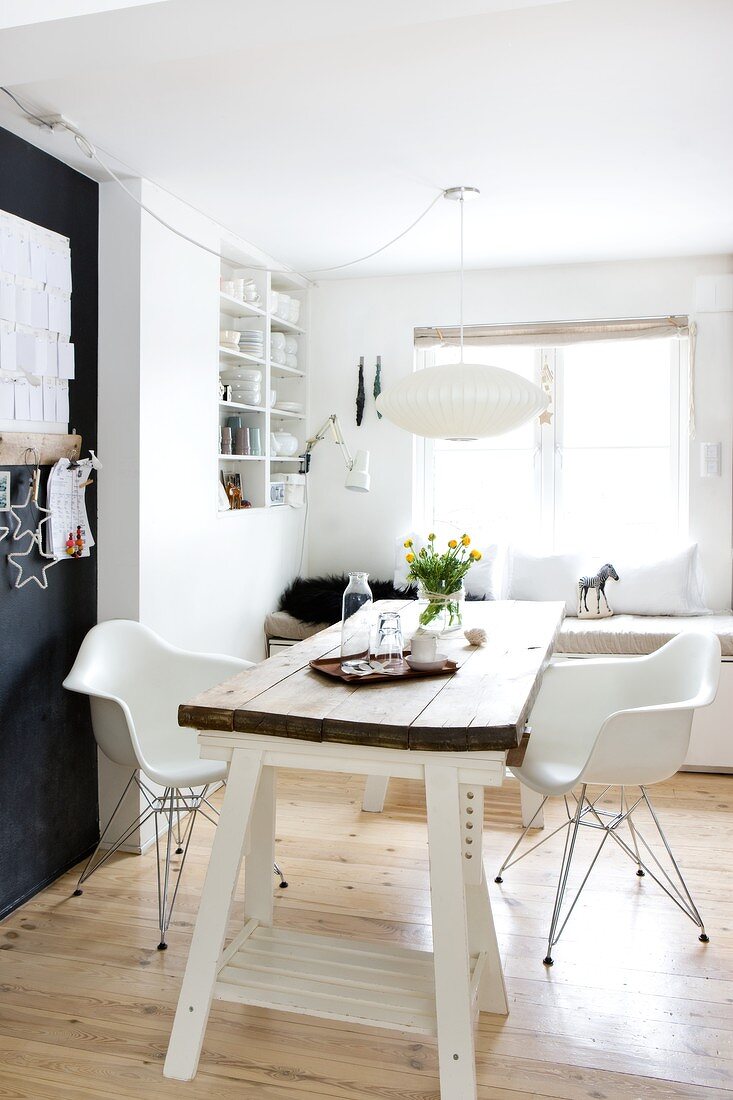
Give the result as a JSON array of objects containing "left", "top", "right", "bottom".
[{"left": 1, "top": 0, "right": 731, "bottom": 277}]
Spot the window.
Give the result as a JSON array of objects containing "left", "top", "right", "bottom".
[{"left": 415, "top": 336, "right": 686, "bottom": 552}]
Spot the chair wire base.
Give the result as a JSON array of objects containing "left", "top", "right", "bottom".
[
  {"left": 495, "top": 784, "right": 708, "bottom": 965},
  {"left": 73, "top": 774, "right": 287, "bottom": 946}
]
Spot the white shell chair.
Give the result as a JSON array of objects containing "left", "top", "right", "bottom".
[
  {"left": 494, "top": 631, "right": 720, "bottom": 965},
  {"left": 64, "top": 620, "right": 287, "bottom": 949}
]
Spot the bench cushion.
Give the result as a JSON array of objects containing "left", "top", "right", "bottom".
[
  {"left": 267, "top": 607, "right": 733, "bottom": 659},
  {"left": 557, "top": 613, "right": 733, "bottom": 657}
]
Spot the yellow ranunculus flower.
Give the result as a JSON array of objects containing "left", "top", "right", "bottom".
[
  {"left": 462, "top": 535, "right": 471, "bottom": 546},
  {"left": 428, "top": 532, "right": 436, "bottom": 541},
  {"left": 404, "top": 538, "right": 413, "bottom": 548},
  {"left": 470, "top": 549, "right": 482, "bottom": 560},
  {"left": 405, "top": 552, "right": 415, "bottom": 563},
  {"left": 448, "top": 539, "right": 458, "bottom": 549}
]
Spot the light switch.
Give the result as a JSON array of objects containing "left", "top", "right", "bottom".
[{"left": 700, "top": 442, "right": 722, "bottom": 478}]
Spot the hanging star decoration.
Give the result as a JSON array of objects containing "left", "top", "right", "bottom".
[
  {"left": 538, "top": 356, "right": 554, "bottom": 427},
  {"left": 8, "top": 462, "right": 59, "bottom": 589}
]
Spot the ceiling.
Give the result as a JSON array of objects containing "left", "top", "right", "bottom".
[{"left": 1, "top": 0, "right": 731, "bottom": 277}]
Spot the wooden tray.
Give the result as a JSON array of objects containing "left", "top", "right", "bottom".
[{"left": 309, "top": 655, "right": 458, "bottom": 685}]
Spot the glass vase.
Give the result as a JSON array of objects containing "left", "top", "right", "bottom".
[
  {"left": 341, "top": 571, "right": 373, "bottom": 672},
  {"left": 416, "top": 586, "right": 465, "bottom": 637}
]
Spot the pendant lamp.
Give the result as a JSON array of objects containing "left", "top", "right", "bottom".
[{"left": 375, "top": 187, "right": 549, "bottom": 440}]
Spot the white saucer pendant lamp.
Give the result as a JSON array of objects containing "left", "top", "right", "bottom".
[{"left": 376, "top": 187, "right": 549, "bottom": 440}]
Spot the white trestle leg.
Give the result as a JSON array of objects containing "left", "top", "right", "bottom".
[
  {"left": 462, "top": 784, "right": 508, "bottom": 1015},
  {"left": 361, "top": 774, "right": 389, "bottom": 812},
  {"left": 519, "top": 777, "right": 545, "bottom": 829},
  {"left": 164, "top": 749, "right": 263, "bottom": 1081},
  {"left": 425, "top": 764, "right": 478, "bottom": 1100}
]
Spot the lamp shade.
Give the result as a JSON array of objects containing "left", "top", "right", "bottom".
[
  {"left": 345, "top": 449, "right": 370, "bottom": 492},
  {"left": 375, "top": 361, "right": 549, "bottom": 440}
]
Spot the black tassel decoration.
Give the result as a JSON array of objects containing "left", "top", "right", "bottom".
[
  {"left": 356, "top": 356, "right": 365, "bottom": 425},
  {"left": 374, "top": 356, "right": 382, "bottom": 418}
]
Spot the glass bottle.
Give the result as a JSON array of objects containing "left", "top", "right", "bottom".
[{"left": 341, "top": 572, "right": 373, "bottom": 673}]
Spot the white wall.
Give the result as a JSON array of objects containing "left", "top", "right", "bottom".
[
  {"left": 99, "top": 179, "right": 304, "bottom": 661},
  {"left": 97, "top": 180, "right": 306, "bottom": 849},
  {"left": 308, "top": 256, "right": 733, "bottom": 610}
]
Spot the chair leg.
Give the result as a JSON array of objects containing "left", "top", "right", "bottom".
[
  {"left": 201, "top": 781, "right": 288, "bottom": 889},
  {"left": 623, "top": 786, "right": 645, "bottom": 877},
  {"left": 155, "top": 787, "right": 202, "bottom": 950},
  {"left": 495, "top": 795, "right": 566, "bottom": 882},
  {"left": 638, "top": 787, "right": 709, "bottom": 942},
  {"left": 73, "top": 771, "right": 154, "bottom": 895}
]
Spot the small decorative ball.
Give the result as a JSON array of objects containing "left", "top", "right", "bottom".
[{"left": 464, "top": 627, "right": 487, "bottom": 647}]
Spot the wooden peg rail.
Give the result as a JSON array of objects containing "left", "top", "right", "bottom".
[{"left": 0, "top": 432, "right": 82, "bottom": 466}]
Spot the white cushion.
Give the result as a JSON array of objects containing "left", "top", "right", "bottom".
[
  {"left": 611, "top": 546, "right": 709, "bottom": 616},
  {"left": 504, "top": 549, "right": 586, "bottom": 614},
  {"left": 504, "top": 544, "right": 710, "bottom": 617}
]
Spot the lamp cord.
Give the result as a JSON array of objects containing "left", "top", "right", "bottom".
[
  {"left": 459, "top": 192, "right": 465, "bottom": 360},
  {"left": 1, "top": 86, "right": 444, "bottom": 282}
]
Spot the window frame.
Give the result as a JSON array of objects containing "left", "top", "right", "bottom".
[{"left": 414, "top": 337, "right": 689, "bottom": 550}]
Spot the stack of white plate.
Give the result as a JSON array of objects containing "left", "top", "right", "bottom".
[
  {"left": 236, "top": 328, "right": 265, "bottom": 359},
  {"left": 277, "top": 401, "right": 303, "bottom": 414}
]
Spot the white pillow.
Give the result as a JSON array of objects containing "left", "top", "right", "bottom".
[
  {"left": 611, "top": 546, "right": 709, "bottom": 616},
  {"left": 504, "top": 549, "right": 588, "bottom": 614},
  {"left": 464, "top": 543, "right": 503, "bottom": 600},
  {"left": 394, "top": 534, "right": 502, "bottom": 599}
]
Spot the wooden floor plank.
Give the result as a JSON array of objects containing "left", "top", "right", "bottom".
[{"left": 1, "top": 771, "right": 732, "bottom": 1099}]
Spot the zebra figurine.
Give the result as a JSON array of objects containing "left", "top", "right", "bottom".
[{"left": 578, "top": 563, "right": 619, "bottom": 615}]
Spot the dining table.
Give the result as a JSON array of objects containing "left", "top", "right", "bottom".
[{"left": 163, "top": 598, "right": 565, "bottom": 1098}]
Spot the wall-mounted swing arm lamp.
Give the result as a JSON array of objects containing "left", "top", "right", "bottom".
[{"left": 301, "top": 414, "right": 370, "bottom": 492}]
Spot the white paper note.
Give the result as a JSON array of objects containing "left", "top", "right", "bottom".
[
  {"left": 0, "top": 227, "right": 19, "bottom": 276},
  {"left": 28, "top": 378, "right": 44, "bottom": 420},
  {"left": 56, "top": 378, "right": 70, "bottom": 423},
  {"left": 15, "top": 283, "right": 31, "bottom": 325},
  {"left": 16, "top": 232, "right": 31, "bottom": 279},
  {"left": 0, "top": 377, "right": 14, "bottom": 419},
  {"left": 46, "top": 248, "right": 72, "bottom": 292},
  {"left": 0, "top": 324, "right": 17, "bottom": 372},
  {"left": 42, "top": 377, "right": 56, "bottom": 420},
  {"left": 57, "top": 341, "right": 75, "bottom": 380},
  {"left": 30, "top": 239, "right": 47, "bottom": 284},
  {"left": 48, "top": 290, "right": 71, "bottom": 336},
  {"left": 45, "top": 334, "right": 58, "bottom": 378},
  {"left": 30, "top": 287, "right": 48, "bottom": 329},
  {"left": 14, "top": 377, "right": 30, "bottom": 419},
  {"left": 0, "top": 275, "right": 15, "bottom": 322},
  {"left": 16, "top": 329, "right": 37, "bottom": 371}
]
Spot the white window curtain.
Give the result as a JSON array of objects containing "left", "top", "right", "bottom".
[{"left": 414, "top": 316, "right": 697, "bottom": 434}]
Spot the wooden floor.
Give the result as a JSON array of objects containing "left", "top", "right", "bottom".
[{"left": 1, "top": 771, "right": 732, "bottom": 1100}]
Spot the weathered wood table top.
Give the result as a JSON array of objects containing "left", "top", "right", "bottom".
[{"left": 180, "top": 600, "right": 565, "bottom": 753}]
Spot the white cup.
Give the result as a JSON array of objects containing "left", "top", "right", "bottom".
[{"left": 410, "top": 634, "right": 438, "bottom": 663}]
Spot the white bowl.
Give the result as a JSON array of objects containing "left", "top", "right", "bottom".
[
  {"left": 405, "top": 654, "right": 450, "bottom": 673},
  {"left": 220, "top": 329, "right": 240, "bottom": 344},
  {"left": 277, "top": 401, "right": 303, "bottom": 412}
]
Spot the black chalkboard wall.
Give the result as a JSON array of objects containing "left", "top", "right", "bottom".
[{"left": 0, "top": 126, "right": 99, "bottom": 918}]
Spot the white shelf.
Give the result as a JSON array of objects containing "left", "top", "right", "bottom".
[
  {"left": 218, "top": 454, "right": 266, "bottom": 462},
  {"left": 219, "top": 400, "right": 265, "bottom": 413},
  {"left": 270, "top": 315, "right": 305, "bottom": 335},
  {"left": 219, "top": 345, "right": 266, "bottom": 366},
  {"left": 219, "top": 292, "right": 266, "bottom": 320},
  {"left": 215, "top": 924, "right": 446, "bottom": 1036},
  {"left": 271, "top": 456, "right": 303, "bottom": 463},
  {"left": 271, "top": 408, "right": 305, "bottom": 421},
  {"left": 271, "top": 363, "right": 305, "bottom": 378}
]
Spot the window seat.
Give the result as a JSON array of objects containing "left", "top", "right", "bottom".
[{"left": 266, "top": 608, "right": 733, "bottom": 658}]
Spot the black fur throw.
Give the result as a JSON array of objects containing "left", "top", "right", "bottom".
[
  {"left": 278, "top": 574, "right": 489, "bottom": 625},
  {"left": 279, "top": 575, "right": 416, "bottom": 625}
]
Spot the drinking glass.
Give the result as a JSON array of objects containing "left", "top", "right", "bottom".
[{"left": 374, "top": 611, "right": 405, "bottom": 674}]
